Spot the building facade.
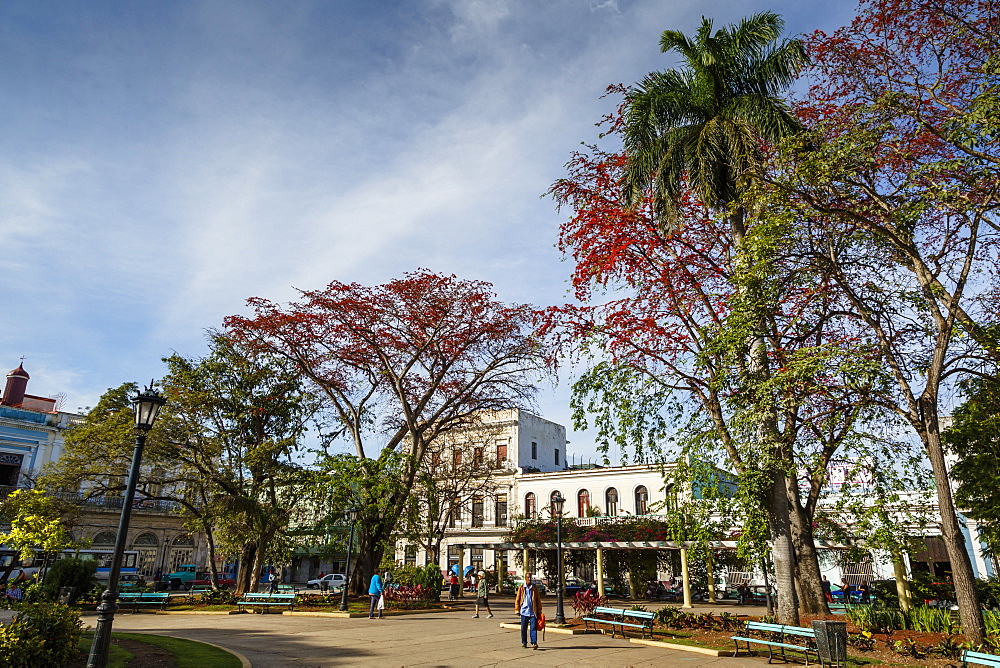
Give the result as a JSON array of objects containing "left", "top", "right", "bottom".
[{"left": 0, "top": 363, "right": 207, "bottom": 576}]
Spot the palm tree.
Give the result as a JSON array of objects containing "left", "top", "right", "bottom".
[
  {"left": 623, "top": 12, "right": 806, "bottom": 234},
  {"left": 621, "top": 13, "right": 810, "bottom": 625}
]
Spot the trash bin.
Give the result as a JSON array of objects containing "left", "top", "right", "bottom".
[
  {"left": 58, "top": 587, "right": 75, "bottom": 604},
  {"left": 812, "top": 620, "right": 847, "bottom": 667}
]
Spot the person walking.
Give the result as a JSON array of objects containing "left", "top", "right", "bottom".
[
  {"left": 821, "top": 576, "right": 833, "bottom": 603},
  {"left": 473, "top": 570, "right": 494, "bottom": 619},
  {"left": 448, "top": 571, "right": 459, "bottom": 601},
  {"left": 514, "top": 573, "right": 542, "bottom": 650},
  {"left": 840, "top": 580, "right": 852, "bottom": 603},
  {"left": 368, "top": 568, "right": 385, "bottom": 619}
]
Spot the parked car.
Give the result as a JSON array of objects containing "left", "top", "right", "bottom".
[
  {"left": 531, "top": 579, "right": 548, "bottom": 595},
  {"left": 184, "top": 571, "right": 236, "bottom": 591},
  {"left": 306, "top": 573, "right": 346, "bottom": 590},
  {"left": 564, "top": 577, "right": 588, "bottom": 597}
]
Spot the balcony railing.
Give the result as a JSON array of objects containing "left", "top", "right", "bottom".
[{"left": 0, "top": 486, "right": 182, "bottom": 513}]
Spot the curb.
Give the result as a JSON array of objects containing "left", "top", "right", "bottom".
[
  {"left": 284, "top": 607, "right": 459, "bottom": 618},
  {"left": 628, "top": 637, "right": 747, "bottom": 656},
  {"left": 155, "top": 610, "right": 243, "bottom": 615},
  {"left": 498, "top": 622, "right": 596, "bottom": 635}
]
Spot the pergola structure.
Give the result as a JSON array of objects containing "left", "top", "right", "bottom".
[{"left": 453, "top": 539, "right": 852, "bottom": 608}]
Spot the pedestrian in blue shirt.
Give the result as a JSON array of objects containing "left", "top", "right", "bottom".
[
  {"left": 368, "top": 568, "right": 385, "bottom": 619},
  {"left": 514, "top": 573, "right": 542, "bottom": 649}
]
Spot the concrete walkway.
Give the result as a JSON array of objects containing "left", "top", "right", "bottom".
[{"left": 96, "top": 604, "right": 771, "bottom": 667}]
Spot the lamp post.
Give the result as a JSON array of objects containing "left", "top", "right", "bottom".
[
  {"left": 339, "top": 507, "right": 360, "bottom": 612},
  {"left": 87, "top": 386, "right": 166, "bottom": 668},
  {"left": 550, "top": 492, "right": 566, "bottom": 625}
]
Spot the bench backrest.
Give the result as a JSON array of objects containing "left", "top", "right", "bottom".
[
  {"left": 592, "top": 606, "right": 622, "bottom": 615},
  {"left": 241, "top": 593, "right": 296, "bottom": 600},
  {"left": 119, "top": 592, "right": 168, "bottom": 600},
  {"left": 745, "top": 621, "right": 815, "bottom": 638},
  {"left": 963, "top": 650, "right": 1000, "bottom": 667},
  {"left": 623, "top": 610, "right": 656, "bottom": 620}
]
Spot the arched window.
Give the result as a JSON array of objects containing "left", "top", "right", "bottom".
[
  {"left": 635, "top": 485, "right": 649, "bottom": 515},
  {"left": 665, "top": 483, "right": 678, "bottom": 512},
  {"left": 524, "top": 492, "right": 536, "bottom": 518},
  {"left": 577, "top": 489, "right": 590, "bottom": 517},
  {"left": 92, "top": 531, "right": 116, "bottom": 546},
  {"left": 605, "top": 488, "right": 618, "bottom": 516},
  {"left": 133, "top": 532, "right": 158, "bottom": 546},
  {"left": 171, "top": 534, "right": 194, "bottom": 547}
]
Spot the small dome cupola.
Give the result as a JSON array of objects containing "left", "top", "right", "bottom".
[{"left": 1, "top": 362, "right": 29, "bottom": 407}]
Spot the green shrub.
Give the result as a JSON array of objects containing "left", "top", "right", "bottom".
[
  {"left": 41, "top": 557, "right": 98, "bottom": 604},
  {"left": 0, "top": 602, "right": 83, "bottom": 667},
  {"left": 413, "top": 564, "right": 443, "bottom": 597},
  {"left": 195, "top": 589, "right": 238, "bottom": 606},
  {"left": 389, "top": 565, "right": 421, "bottom": 587}
]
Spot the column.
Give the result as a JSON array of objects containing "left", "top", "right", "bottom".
[
  {"left": 706, "top": 554, "right": 717, "bottom": 603},
  {"left": 680, "top": 548, "right": 693, "bottom": 609},
  {"left": 596, "top": 548, "right": 605, "bottom": 597},
  {"left": 523, "top": 548, "right": 530, "bottom": 577},
  {"left": 891, "top": 553, "right": 912, "bottom": 612},
  {"left": 967, "top": 521, "right": 991, "bottom": 578},
  {"left": 457, "top": 548, "right": 465, "bottom": 598}
]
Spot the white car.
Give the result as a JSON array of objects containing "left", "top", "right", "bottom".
[{"left": 306, "top": 573, "right": 346, "bottom": 590}]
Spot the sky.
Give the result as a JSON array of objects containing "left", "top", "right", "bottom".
[{"left": 0, "top": 0, "right": 857, "bottom": 463}]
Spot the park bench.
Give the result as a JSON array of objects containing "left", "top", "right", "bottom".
[
  {"left": 188, "top": 584, "right": 213, "bottom": 593},
  {"left": 582, "top": 606, "right": 657, "bottom": 639},
  {"left": 732, "top": 621, "right": 818, "bottom": 665},
  {"left": 237, "top": 592, "right": 296, "bottom": 613},
  {"left": 118, "top": 592, "right": 171, "bottom": 613},
  {"left": 963, "top": 649, "right": 1000, "bottom": 667}
]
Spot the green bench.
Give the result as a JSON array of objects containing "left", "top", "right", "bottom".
[
  {"left": 582, "top": 606, "right": 657, "bottom": 639},
  {"left": 732, "top": 621, "right": 818, "bottom": 664},
  {"left": 963, "top": 649, "right": 1000, "bottom": 667},
  {"left": 189, "top": 584, "right": 213, "bottom": 593},
  {"left": 237, "top": 592, "right": 296, "bottom": 613},
  {"left": 118, "top": 592, "right": 171, "bottom": 613}
]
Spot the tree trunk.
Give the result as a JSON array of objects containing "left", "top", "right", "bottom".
[
  {"left": 920, "top": 406, "right": 984, "bottom": 645},
  {"left": 204, "top": 522, "right": 221, "bottom": 590},
  {"left": 236, "top": 543, "right": 256, "bottom": 595},
  {"left": 353, "top": 529, "right": 388, "bottom": 596},
  {"left": 787, "top": 482, "right": 830, "bottom": 616},
  {"left": 730, "top": 207, "right": 800, "bottom": 625},
  {"left": 767, "top": 471, "right": 800, "bottom": 626}
]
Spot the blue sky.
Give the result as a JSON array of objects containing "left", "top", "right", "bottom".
[{"left": 0, "top": 0, "right": 855, "bottom": 462}]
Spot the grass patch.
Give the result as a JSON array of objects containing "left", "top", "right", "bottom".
[
  {"left": 80, "top": 632, "right": 241, "bottom": 668},
  {"left": 77, "top": 637, "right": 134, "bottom": 668},
  {"left": 113, "top": 633, "right": 241, "bottom": 668}
]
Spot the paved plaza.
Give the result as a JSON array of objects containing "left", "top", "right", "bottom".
[{"left": 93, "top": 600, "right": 772, "bottom": 667}]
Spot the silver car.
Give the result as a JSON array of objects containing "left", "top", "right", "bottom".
[{"left": 306, "top": 573, "right": 346, "bottom": 590}]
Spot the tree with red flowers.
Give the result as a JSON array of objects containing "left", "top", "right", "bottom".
[
  {"left": 757, "top": 0, "right": 1000, "bottom": 643},
  {"left": 224, "top": 270, "right": 546, "bottom": 588}
]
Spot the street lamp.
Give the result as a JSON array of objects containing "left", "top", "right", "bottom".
[
  {"left": 339, "top": 507, "right": 361, "bottom": 612},
  {"left": 87, "top": 385, "right": 166, "bottom": 668},
  {"left": 550, "top": 492, "right": 566, "bottom": 625}
]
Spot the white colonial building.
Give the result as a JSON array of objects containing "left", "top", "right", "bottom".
[{"left": 394, "top": 409, "right": 996, "bottom": 597}]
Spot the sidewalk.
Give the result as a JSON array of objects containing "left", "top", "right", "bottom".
[{"left": 98, "top": 604, "right": 769, "bottom": 667}]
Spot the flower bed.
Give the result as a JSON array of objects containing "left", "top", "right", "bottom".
[{"left": 562, "top": 606, "right": 994, "bottom": 666}]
